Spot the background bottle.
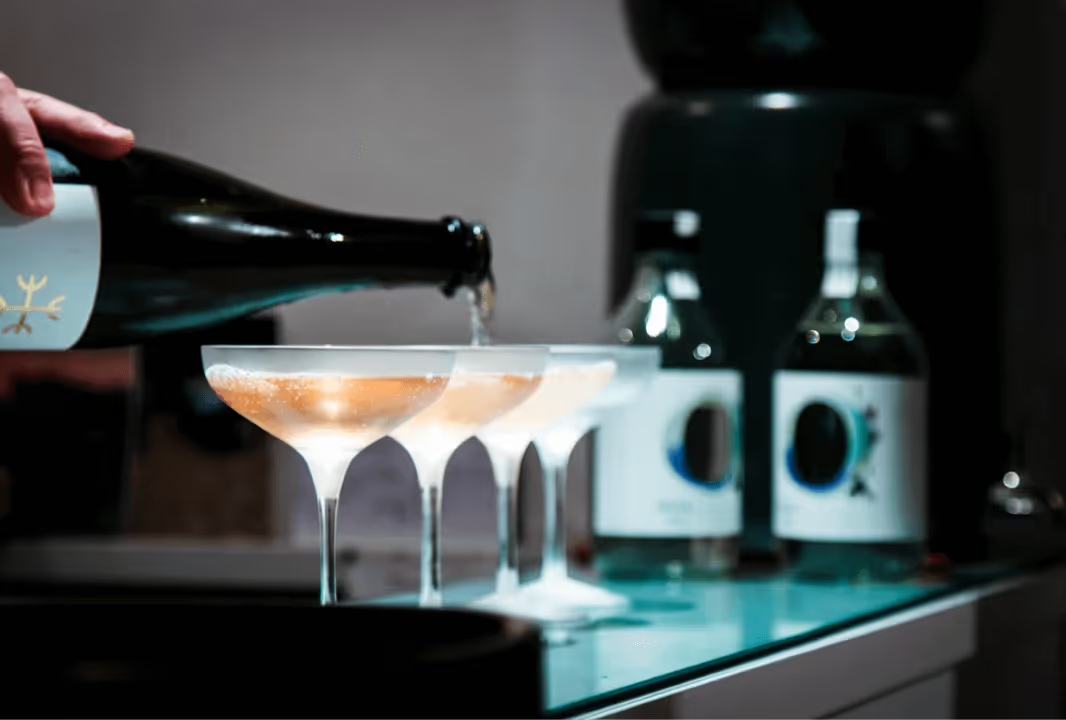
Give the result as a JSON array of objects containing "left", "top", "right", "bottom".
[
  {"left": 0, "top": 142, "right": 492, "bottom": 350},
  {"left": 593, "top": 209, "right": 742, "bottom": 580},
  {"left": 772, "top": 209, "right": 927, "bottom": 581}
]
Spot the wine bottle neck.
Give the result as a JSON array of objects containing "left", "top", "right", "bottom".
[
  {"left": 820, "top": 208, "right": 860, "bottom": 299},
  {"left": 282, "top": 210, "right": 491, "bottom": 295},
  {"left": 159, "top": 203, "right": 492, "bottom": 296},
  {"left": 820, "top": 259, "right": 859, "bottom": 299}
]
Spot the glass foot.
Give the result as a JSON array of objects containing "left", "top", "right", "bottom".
[
  {"left": 522, "top": 575, "right": 630, "bottom": 612},
  {"left": 471, "top": 576, "right": 629, "bottom": 624},
  {"left": 470, "top": 592, "right": 588, "bottom": 626}
]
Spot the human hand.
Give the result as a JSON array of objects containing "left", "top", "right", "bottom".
[{"left": 0, "top": 72, "right": 134, "bottom": 217}]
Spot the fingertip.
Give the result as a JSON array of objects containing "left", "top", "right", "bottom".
[
  {"left": 93, "top": 127, "right": 136, "bottom": 159},
  {"left": 0, "top": 181, "right": 50, "bottom": 217},
  {"left": 29, "top": 194, "right": 55, "bottom": 217},
  {"left": 24, "top": 171, "right": 55, "bottom": 216},
  {"left": 113, "top": 128, "right": 135, "bottom": 155},
  {"left": 6, "top": 165, "right": 54, "bottom": 217},
  {"left": 24, "top": 201, "right": 54, "bottom": 217}
]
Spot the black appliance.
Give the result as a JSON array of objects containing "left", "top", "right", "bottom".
[{"left": 610, "top": 0, "right": 1001, "bottom": 562}]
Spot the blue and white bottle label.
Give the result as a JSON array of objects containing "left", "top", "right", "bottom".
[
  {"left": 594, "top": 369, "right": 743, "bottom": 537},
  {"left": 0, "top": 186, "right": 101, "bottom": 350},
  {"left": 772, "top": 371, "right": 927, "bottom": 542}
]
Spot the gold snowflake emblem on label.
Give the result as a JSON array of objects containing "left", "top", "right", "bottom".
[{"left": 0, "top": 275, "right": 65, "bottom": 335}]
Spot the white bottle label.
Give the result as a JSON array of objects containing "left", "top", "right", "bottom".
[
  {"left": 772, "top": 371, "right": 927, "bottom": 542},
  {"left": 0, "top": 185, "right": 101, "bottom": 350},
  {"left": 594, "top": 368, "right": 743, "bottom": 537}
]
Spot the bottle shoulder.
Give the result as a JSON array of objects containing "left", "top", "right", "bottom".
[
  {"left": 779, "top": 288, "right": 927, "bottom": 376},
  {"left": 46, "top": 141, "right": 295, "bottom": 212},
  {"left": 610, "top": 294, "right": 731, "bottom": 369},
  {"left": 779, "top": 324, "right": 927, "bottom": 376}
]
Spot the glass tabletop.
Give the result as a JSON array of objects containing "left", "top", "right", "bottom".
[
  {"left": 543, "top": 575, "right": 948, "bottom": 716},
  {"left": 358, "top": 560, "right": 1049, "bottom": 717}
]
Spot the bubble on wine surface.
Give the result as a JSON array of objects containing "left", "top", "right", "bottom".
[
  {"left": 841, "top": 329, "right": 856, "bottom": 342},
  {"left": 806, "top": 330, "right": 820, "bottom": 344},
  {"left": 204, "top": 363, "right": 252, "bottom": 381}
]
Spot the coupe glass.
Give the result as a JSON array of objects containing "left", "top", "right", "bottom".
[
  {"left": 202, "top": 345, "right": 455, "bottom": 606},
  {"left": 515, "top": 345, "right": 661, "bottom": 620},
  {"left": 473, "top": 348, "right": 618, "bottom": 617},
  {"left": 391, "top": 346, "right": 547, "bottom": 608}
]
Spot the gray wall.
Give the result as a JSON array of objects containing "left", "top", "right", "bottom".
[{"left": 0, "top": 0, "right": 648, "bottom": 548}]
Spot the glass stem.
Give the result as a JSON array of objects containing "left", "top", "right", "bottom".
[
  {"left": 488, "top": 446, "right": 522, "bottom": 595},
  {"left": 420, "top": 481, "right": 445, "bottom": 608},
  {"left": 304, "top": 451, "right": 352, "bottom": 607},
  {"left": 318, "top": 497, "right": 338, "bottom": 606},
  {"left": 541, "top": 449, "right": 569, "bottom": 582},
  {"left": 497, "top": 482, "right": 519, "bottom": 593}
]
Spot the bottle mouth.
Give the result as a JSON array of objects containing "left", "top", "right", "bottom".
[
  {"left": 824, "top": 209, "right": 860, "bottom": 265},
  {"left": 441, "top": 216, "right": 493, "bottom": 297}
]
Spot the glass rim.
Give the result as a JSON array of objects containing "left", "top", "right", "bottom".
[
  {"left": 201, "top": 344, "right": 658, "bottom": 354},
  {"left": 200, "top": 344, "right": 546, "bottom": 352},
  {"left": 542, "top": 343, "right": 662, "bottom": 355}
]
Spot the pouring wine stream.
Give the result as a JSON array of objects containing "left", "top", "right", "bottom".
[{"left": 467, "top": 277, "right": 496, "bottom": 346}]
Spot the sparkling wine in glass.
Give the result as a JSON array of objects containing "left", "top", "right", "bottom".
[
  {"left": 202, "top": 345, "right": 455, "bottom": 606},
  {"left": 390, "top": 346, "right": 547, "bottom": 608},
  {"left": 473, "top": 348, "right": 617, "bottom": 617}
]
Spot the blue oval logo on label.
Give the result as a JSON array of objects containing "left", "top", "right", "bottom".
[
  {"left": 786, "top": 398, "right": 877, "bottom": 495},
  {"left": 665, "top": 401, "right": 734, "bottom": 490}
]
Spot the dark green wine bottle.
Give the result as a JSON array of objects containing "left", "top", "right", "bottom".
[{"left": 0, "top": 142, "right": 491, "bottom": 350}]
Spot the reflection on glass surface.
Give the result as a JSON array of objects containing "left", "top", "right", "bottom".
[
  {"left": 757, "top": 92, "right": 800, "bottom": 110},
  {"left": 646, "top": 296, "right": 669, "bottom": 337},
  {"left": 175, "top": 212, "right": 294, "bottom": 237}
]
